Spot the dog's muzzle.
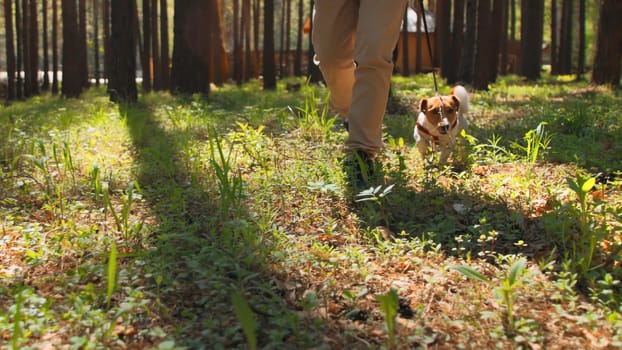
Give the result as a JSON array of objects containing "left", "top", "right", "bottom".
[{"left": 439, "top": 120, "right": 450, "bottom": 134}]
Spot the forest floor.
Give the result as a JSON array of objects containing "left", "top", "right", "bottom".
[{"left": 1, "top": 75, "right": 621, "bottom": 349}]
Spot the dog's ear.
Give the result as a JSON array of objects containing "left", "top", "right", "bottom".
[
  {"left": 419, "top": 98, "right": 428, "bottom": 112},
  {"left": 451, "top": 95, "right": 460, "bottom": 109}
]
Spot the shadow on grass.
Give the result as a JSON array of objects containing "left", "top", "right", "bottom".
[{"left": 120, "top": 100, "right": 323, "bottom": 348}]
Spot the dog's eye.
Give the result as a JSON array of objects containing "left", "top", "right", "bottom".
[
  {"left": 446, "top": 108, "right": 454, "bottom": 113},
  {"left": 431, "top": 109, "right": 440, "bottom": 115}
]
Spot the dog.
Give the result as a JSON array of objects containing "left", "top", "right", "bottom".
[{"left": 413, "top": 85, "right": 469, "bottom": 164}]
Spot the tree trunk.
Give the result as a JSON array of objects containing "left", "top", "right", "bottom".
[
  {"left": 294, "top": 0, "right": 303, "bottom": 76},
  {"left": 4, "top": 0, "right": 17, "bottom": 100},
  {"left": 15, "top": 0, "right": 23, "bottom": 99},
  {"left": 472, "top": 0, "right": 492, "bottom": 90},
  {"left": 243, "top": 0, "right": 253, "bottom": 79},
  {"left": 576, "top": 0, "right": 585, "bottom": 80},
  {"left": 558, "top": 0, "right": 573, "bottom": 74},
  {"left": 458, "top": 0, "right": 476, "bottom": 84},
  {"left": 160, "top": 0, "right": 170, "bottom": 89},
  {"left": 445, "top": 0, "right": 464, "bottom": 83},
  {"left": 499, "top": 0, "right": 509, "bottom": 75},
  {"left": 108, "top": 0, "right": 137, "bottom": 102},
  {"left": 103, "top": 0, "right": 111, "bottom": 82},
  {"left": 306, "top": 0, "right": 322, "bottom": 82},
  {"left": 233, "top": 0, "right": 242, "bottom": 84},
  {"left": 278, "top": 1, "right": 285, "bottom": 78},
  {"left": 28, "top": 0, "right": 39, "bottom": 95},
  {"left": 436, "top": 0, "right": 451, "bottom": 79},
  {"left": 42, "top": 0, "right": 50, "bottom": 91},
  {"left": 142, "top": 0, "right": 152, "bottom": 91},
  {"left": 488, "top": 0, "right": 505, "bottom": 82},
  {"left": 62, "top": 0, "right": 83, "bottom": 98},
  {"left": 52, "top": 0, "right": 59, "bottom": 93},
  {"left": 151, "top": 0, "right": 161, "bottom": 89},
  {"left": 263, "top": 0, "right": 276, "bottom": 89},
  {"left": 94, "top": 0, "right": 101, "bottom": 85},
  {"left": 79, "top": 0, "right": 88, "bottom": 88},
  {"left": 591, "top": 0, "right": 622, "bottom": 86},
  {"left": 170, "top": 0, "right": 211, "bottom": 95},
  {"left": 22, "top": 0, "right": 32, "bottom": 97},
  {"left": 550, "top": 0, "right": 558, "bottom": 74},
  {"left": 519, "top": 0, "right": 544, "bottom": 80}
]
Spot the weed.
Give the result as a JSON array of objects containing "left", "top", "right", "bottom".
[
  {"left": 376, "top": 288, "right": 399, "bottom": 349},
  {"left": 231, "top": 291, "right": 258, "bottom": 350},
  {"left": 454, "top": 256, "right": 532, "bottom": 336},
  {"left": 511, "top": 122, "right": 552, "bottom": 166}
]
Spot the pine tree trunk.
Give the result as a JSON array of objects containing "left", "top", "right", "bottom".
[
  {"left": 94, "top": 0, "right": 100, "bottom": 86},
  {"left": 294, "top": 0, "right": 303, "bottom": 76},
  {"left": 62, "top": 0, "right": 83, "bottom": 98},
  {"left": 519, "top": 0, "right": 544, "bottom": 80},
  {"left": 42, "top": 0, "right": 50, "bottom": 91},
  {"left": 170, "top": 0, "right": 210, "bottom": 95},
  {"left": 52, "top": 0, "right": 59, "bottom": 93},
  {"left": 4, "top": 0, "right": 17, "bottom": 100},
  {"left": 79, "top": 0, "right": 88, "bottom": 88},
  {"left": 160, "top": 0, "right": 170, "bottom": 90},
  {"left": 151, "top": 0, "right": 161, "bottom": 90},
  {"left": 263, "top": 0, "right": 276, "bottom": 89},
  {"left": 142, "top": 0, "right": 152, "bottom": 91},
  {"left": 108, "top": 0, "right": 137, "bottom": 102},
  {"left": 591, "top": 0, "right": 622, "bottom": 85}
]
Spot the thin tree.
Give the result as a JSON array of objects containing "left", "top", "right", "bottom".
[
  {"left": 591, "top": 0, "right": 622, "bottom": 86},
  {"left": 15, "top": 0, "right": 23, "bottom": 99},
  {"left": 94, "top": 0, "right": 100, "bottom": 85},
  {"left": 243, "top": 0, "right": 253, "bottom": 79},
  {"left": 4, "top": 0, "right": 17, "bottom": 100},
  {"left": 159, "top": 0, "right": 170, "bottom": 89},
  {"left": 42, "top": 0, "right": 50, "bottom": 91},
  {"left": 458, "top": 0, "right": 476, "bottom": 83},
  {"left": 558, "top": 0, "right": 573, "bottom": 74},
  {"left": 445, "top": 0, "right": 465, "bottom": 83},
  {"left": 278, "top": 1, "right": 285, "bottom": 77},
  {"left": 28, "top": 0, "right": 39, "bottom": 96},
  {"left": 233, "top": 0, "right": 242, "bottom": 84},
  {"left": 263, "top": 0, "right": 276, "bottom": 89},
  {"left": 436, "top": 0, "right": 451, "bottom": 79},
  {"left": 142, "top": 0, "right": 152, "bottom": 91},
  {"left": 294, "top": 0, "right": 303, "bottom": 76},
  {"left": 488, "top": 0, "right": 505, "bottom": 83},
  {"left": 550, "top": 0, "right": 558, "bottom": 74},
  {"left": 79, "top": 0, "right": 88, "bottom": 88},
  {"left": 62, "top": 0, "right": 83, "bottom": 98},
  {"left": 151, "top": 0, "right": 161, "bottom": 89},
  {"left": 52, "top": 0, "right": 59, "bottom": 93},
  {"left": 472, "top": 0, "right": 493, "bottom": 90},
  {"left": 576, "top": 0, "right": 585, "bottom": 80},
  {"left": 22, "top": 0, "right": 32, "bottom": 97},
  {"left": 108, "top": 0, "right": 137, "bottom": 102},
  {"left": 518, "top": 0, "right": 544, "bottom": 80},
  {"left": 103, "top": 0, "right": 111, "bottom": 81}
]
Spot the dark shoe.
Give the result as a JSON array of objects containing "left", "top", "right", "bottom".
[{"left": 344, "top": 149, "right": 378, "bottom": 190}]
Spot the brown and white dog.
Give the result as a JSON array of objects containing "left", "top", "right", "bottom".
[{"left": 414, "top": 85, "right": 469, "bottom": 164}]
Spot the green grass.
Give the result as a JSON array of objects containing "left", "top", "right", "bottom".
[{"left": 0, "top": 76, "right": 621, "bottom": 349}]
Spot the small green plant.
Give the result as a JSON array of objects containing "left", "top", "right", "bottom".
[
  {"left": 294, "top": 86, "right": 336, "bottom": 141},
  {"left": 453, "top": 257, "right": 531, "bottom": 336},
  {"left": 356, "top": 184, "right": 395, "bottom": 227},
  {"left": 566, "top": 172, "right": 600, "bottom": 277},
  {"left": 376, "top": 288, "right": 399, "bottom": 349},
  {"left": 231, "top": 291, "right": 257, "bottom": 350},
  {"left": 103, "top": 180, "right": 144, "bottom": 241},
  {"left": 511, "top": 122, "right": 552, "bottom": 165},
  {"left": 106, "top": 241, "right": 118, "bottom": 309},
  {"left": 208, "top": 131, "right": 244, "bottom": 217}
]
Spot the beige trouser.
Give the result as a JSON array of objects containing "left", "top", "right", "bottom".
[{"left": 312, "top": 0, "right": 406, "bottom": 155}]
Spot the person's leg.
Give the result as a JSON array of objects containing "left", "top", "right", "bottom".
[
  {"left": 346, "top": 0, "right": 406, "bottom": 155},
  {"left": 312, "top": 0, "right": 357, "bottom": 117}
]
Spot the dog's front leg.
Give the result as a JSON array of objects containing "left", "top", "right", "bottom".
[
  {"left": 416, "top": 139, "right": 428, "bottom": 159},
  {"left": 439, "top": 144, "right": 451, "bottom": 165}
]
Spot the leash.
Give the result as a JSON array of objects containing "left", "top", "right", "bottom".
[{"left": 416, "top": 0, "right": 455, "bottom": 145}]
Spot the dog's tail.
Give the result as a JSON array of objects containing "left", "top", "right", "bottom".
[{"left": 452, "top": 85, "right": 469, "bottom": 114}]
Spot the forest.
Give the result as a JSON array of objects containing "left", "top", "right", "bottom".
[{"left": 1, "top": 0, "right": 621, "bottom": 349}]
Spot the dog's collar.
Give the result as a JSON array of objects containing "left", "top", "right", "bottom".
[{"left": 416, "top": 118, "right": 458, "bottom": 141}]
